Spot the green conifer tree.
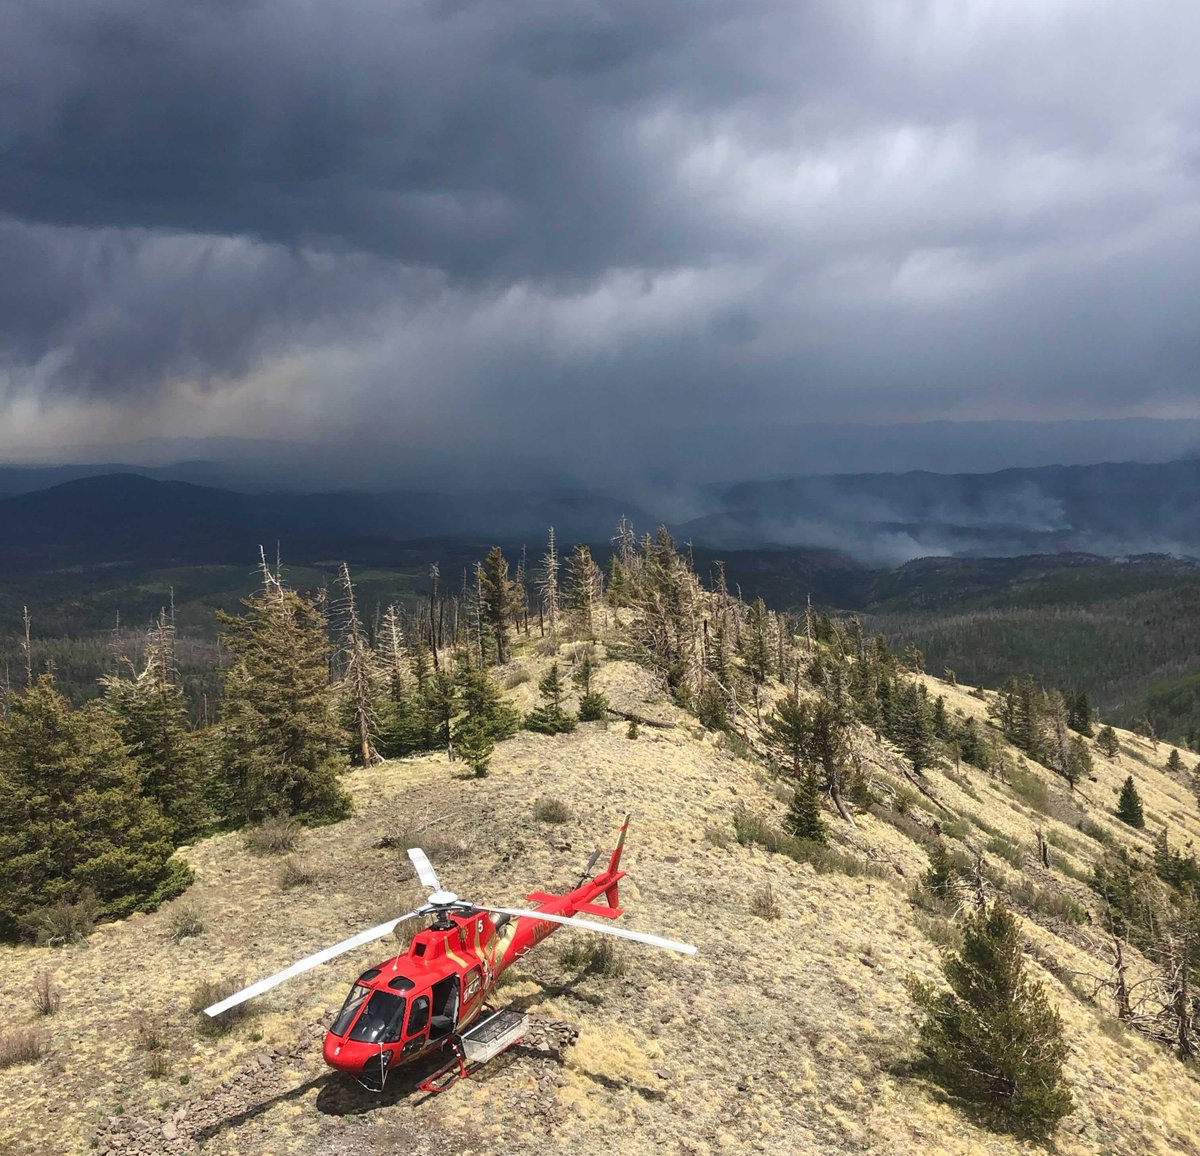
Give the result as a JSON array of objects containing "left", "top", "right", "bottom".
[
  {"left": 457, "top": 663, "right": 520, "bottom": 740},
  {"left": 454, "top": 716, "right": 495, "bottom": 777},
  {"left": 923, "top": 841, "right": 958, "bottom": 902},
  {"left": 479, "top": 546, "right": 518, "bottom": 665},
  {"left": 572, "top": 652, "right": 610, "bottom": 721},
  {"left": 0, "top": 678, "right": 183, "bottom": 938},
  {"left": 785, "top": 769, "right": 827, "bottom": 844},
  {"left": 1167, "top": 748, "right": 1184, "bottom": 774},
  {"left": 1096, "top": 725, "right": 1120, "bottom": 759},
  {"left": 215, "top": 566, "right": 350, "bottom": 825},
  {"left": 102, "top": 612, "right": 210, "bottom": 841},
  {"left": 909, "top": 901, "right": 1073, "bottom": 1138},
  {"left": 525, "top": 663, "right": 578, "bottom": 734},
  {"left": 1115, "top": 775, "right": 1145, "bottom": 828}
]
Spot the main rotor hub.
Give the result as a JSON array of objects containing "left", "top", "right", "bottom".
[{"left": 427, "top": 890, "right": 459, "bottom": 908}]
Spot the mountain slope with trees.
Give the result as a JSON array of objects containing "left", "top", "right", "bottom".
[{"left": 3, "top": 530, "right": 1200, "bottom": 1153}]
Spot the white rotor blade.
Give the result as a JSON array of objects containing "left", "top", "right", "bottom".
[
  {"left": 407, "top": 847, "right": 441, "bottom": 892},
  {"left": 204, "top": 911, "right": 423, "bottom": 1017},
  {"left": 484, "top": 906, "right": 697, "bottom": 955}
]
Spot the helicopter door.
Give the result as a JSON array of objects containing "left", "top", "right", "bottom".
[{"left": 428, "top": 975, "right": 459, "bottom": 1040}]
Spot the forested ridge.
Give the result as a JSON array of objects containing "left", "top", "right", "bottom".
[{"left": 6, "top": 521, "right": 1200, "bottom": 1154}]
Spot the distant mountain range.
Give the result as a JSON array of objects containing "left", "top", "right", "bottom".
[{"left": 1, "top": 457, "right": 1198, "bottom": 571}]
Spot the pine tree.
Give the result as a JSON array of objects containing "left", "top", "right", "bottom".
[
  {"left": 1167, "top": 748, "right": 1184, "bottom": 774},
  {"left": 421, "top": 668, "right": 459, "bottom": 755},
  {"left": 215, "top": 561, "right": 350, "bottom": 825},
  {"left": 101, "top": 611, "right": 210, "bottom": 842},
  {"left": 479, "top": 546, "right": 517, "bottom": 665},
  {"left": 923, "top": 841, "right": 959, "bottom": 903},
  {"left": 1096, "top": 724, "right": 1120, "bottom": 759},
  {"left": 0, "top": 677, "right": 183, "bottom": 939},
  {"left": 931, "top": 695, "right": 950, "bottom": 740},
  {"left": 1115, "top": 775, "right": 1145, "bottom": 828},
  {"left": 1068, "top": 691, "right": 1094, "bottom": 737},
  {"left": 763, "top": 695, "right": 810, "bottom": 778},
  {"left": 572, "top": 653, "right": 610, "bottom": 722},
  {"left": 457, "top": 663, "right": 520, "bottom": 740},
  {"left": 565, "top": 544, "right": 604, "bottom": 640},
  {"left": 910, "top": 901, "right": 1073, "bottom": 1138},
  {"left": 785, "top": 769, "right": 827, "bottom": 844},
  {"left": 454, "top": 717, "right": 495, "bottom": 778},
  {"left": 524, "top": 663, "right": 577, "bottom": 734}
]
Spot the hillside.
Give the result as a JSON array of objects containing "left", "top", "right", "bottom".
[{"left": 4, "top": 629, "right": 1200, "bottom": 1155}]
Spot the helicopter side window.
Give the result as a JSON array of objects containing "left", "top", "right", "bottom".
[
  {"left": 347, "top": 991, "right": 408, "bottom": 1044},
  {"left": 407, "top": 995, "right": 430, "bottom": 1036},
  {"left": 331, "top": 984, "right": 371, "bottom": 1036}
]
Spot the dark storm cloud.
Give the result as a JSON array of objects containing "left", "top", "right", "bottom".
[{"left": 1, "top": 0, "right": 1199, "bottom": 464}]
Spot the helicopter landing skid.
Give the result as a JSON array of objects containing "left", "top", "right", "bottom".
[{"left": 418, "top": 1007, "right": 530, "bottom": 1093}]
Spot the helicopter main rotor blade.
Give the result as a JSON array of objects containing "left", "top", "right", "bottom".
[
  {"left": 203, "top": 910, "right": 425, "bottom": 1018},
  {"left": 482, "top": 906, "right": 697, "bottom": 955},
  {"left": 407, "top": 847, "right": 441, "bottom": 893}
]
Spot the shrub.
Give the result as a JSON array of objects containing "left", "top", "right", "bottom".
[
  {"left": 924, "top": 842, "right": 960, "bottom": 902},
  {"left": 190, "top": 976, "right": 250, "bottom": 1036},
  {"left": 534, "top": 797, "right": 572, "bottom": 824},
  {"left": 578, "top": 690, "right": 609, "bottom": 722},
  {"left": 503, "top": 667, "right": 533, "bottom": 689},
  {"left": 1007, "top": 879, "right": 1088, "bottom": 925},
  {"left": 908, "top": 901, "right": 1073, "bottom": 1139},
  {"left": 136, "top": 1016, "right": 169, "bottom": 1052},
  {"left": 1006, "top": 766, "right": 1050, "bottom": 812},
  {"left": 21, "top": 890, "right": 99, "bottom": 947},
  {"left": 751, "top": 883, "right": 781, "bottom": 920},
  {"left": 559, "top": 936, "right": 625, "bottom": 977},
  {"left": 280, "top": 857, "right": 317, "bottom": 889},
  {"left": 32, "top": 972, "right": 60, "bottom": 1017},
  {"left": 168, "top": 905, "right": 205, "bottom": 944},
  {"left": 147, "top": 1053, "right": 171, "bottom": 1079},
  {"left": 244, "top": 815, "right": 302, "bottom": 855},
  {"left": 0, "top": 1029, "right": 45, "bottom": 1069},
  {"left": 626, "top": 718, "right": 639, "bottom": 740},
  {"left": 703, "top": 825, "right": 731, "bottom": 848},
  {"left": 987, "top": 836, "right": 1025, "bottom": 869}
]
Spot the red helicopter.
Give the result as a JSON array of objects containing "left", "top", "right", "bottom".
[{"left": 204, "top": 816, "right": 696, "bottom": 1090}]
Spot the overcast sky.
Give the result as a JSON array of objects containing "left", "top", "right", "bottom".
[{"left": 2, "top": 0, "right": 1198, "bottom": 481}]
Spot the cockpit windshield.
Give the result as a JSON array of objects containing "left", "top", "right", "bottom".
[
  {"left": 331, "top": 984, "right": 372, "bottom": 1037},
  {"left": 347, "top": 991, "right": 408, "bottom": 1044}
]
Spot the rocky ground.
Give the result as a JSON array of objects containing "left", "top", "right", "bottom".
[{"left": 4, "top": 647, "right": 1200, "bottom": 1154}]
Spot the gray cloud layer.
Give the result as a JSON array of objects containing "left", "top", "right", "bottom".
[{"left": 2, "top": 1, "right": 1199, "bottom": 476}]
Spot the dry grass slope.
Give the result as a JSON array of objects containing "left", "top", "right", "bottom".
[{"left": 3, "top": 637, "right": 1200, "bottom": 1154}]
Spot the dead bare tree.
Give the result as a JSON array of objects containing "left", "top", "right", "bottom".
[
  {"left": 538, "top": 527, "right": 560, "bottom": 640},
  {"left": 338, "top": 563, "right": 380, "bottom": 767},
  {"left": 21, "top": 605, "right": 32, "bottom": 687}
]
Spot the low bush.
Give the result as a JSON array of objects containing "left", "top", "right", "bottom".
[
  {"left": 987, "top": 836, "right": 1026, "bottom": 869},
  {"left": 559, "top": 936, "right": 625, "bottom": 977},
  {"left": 1006, "top": 766, "right": 1051, "bottom": 813},
  {"left": 190, "top": 976, "right": 250, "bottom": 1036},
  {"left": 0, "top": 1029, "right": 45, "bottom": 1069},
  {"left": 280, "top": 857, "right": 317, "bottom": 889},
  {"left": 168, "top": 905, "right": 204, "bottom": 944},
  {"left": 503, "top": 667, "right": 533, "bottom": 689},
  {"left": 1007, "top": 879, "right": 1089, "bottom": 925},
  {"left": 534, "top": 797, "right": 572, "bottom": 824},
  {"left": 734, "top": 810, "right": 888, "bottom": 879},
  {"left": 244, "top": 816, "right": 302, "bottom": 855},
  {"left": 32, "top": 972, "right": 60, "bottom": 1017},
  {"left": 751, "top": 884, "right": 781, "bottom": 920},
  {"left": 20, "top": 890, "right": 99, "bottom": 946}
]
